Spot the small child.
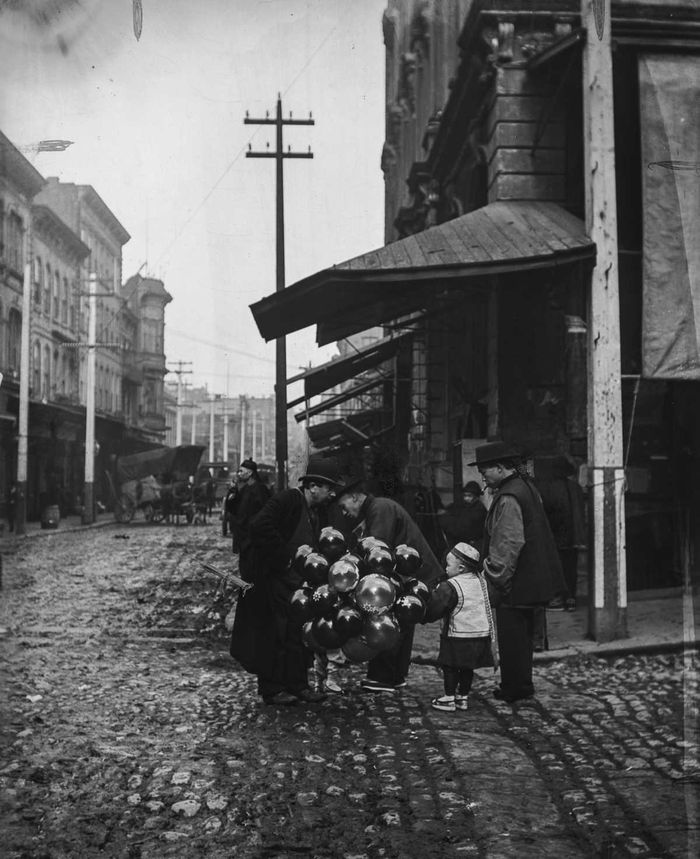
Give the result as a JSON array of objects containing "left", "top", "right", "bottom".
[{"left": 424, "top": 542, "right": 498, "bottom": 712}]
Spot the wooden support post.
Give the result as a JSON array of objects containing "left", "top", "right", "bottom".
[{"left": 582, "top": 0, "right": 628, "bottom": 641}]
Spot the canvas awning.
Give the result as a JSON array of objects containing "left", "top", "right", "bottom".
[
  {"left": 306, "top": 410, "right": 390, "bottom": 451},
  {"left": 287, "top": 330, "right": 413, "bottom": 401},
  {"left": 250, "top": 201, "right": 595, "bottom": 346}
]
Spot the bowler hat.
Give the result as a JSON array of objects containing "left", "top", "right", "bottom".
[
  {"left": 462, "top": 480, "right": 483, "bottom": 496},
  {"left": 302, "top": 455, "right": 344, "bottom": 488},
  {"left": 468, "top": 440, "right": 520, "bottom": 467},
  {"left": 335, "top": 474, "right": 365, "bottom": 497},
  {"left": 239, "top": 458, "right": 258, "bottom": 473}
]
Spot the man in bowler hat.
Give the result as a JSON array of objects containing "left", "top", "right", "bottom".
[
  {"left": 229, "top": 455, "right": 344, "bottom": 706},
  {"left": 472, "top": 441, "right": 564, "bottom": 703}
]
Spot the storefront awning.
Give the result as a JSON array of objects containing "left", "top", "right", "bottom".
[
  {"left": 293, "top": 377, "right": 385, "bottom": 422},
  {"left": 306, "top": 409, "right": 390, "bottom": 451},
  {"left": 250, "top": 201, "right": 595, "bottom": 346},
  {"left": 287, "top": 330, "right": 413, "bottom": 400}
]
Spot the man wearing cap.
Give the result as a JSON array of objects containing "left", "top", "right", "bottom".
[
  {"left": 229, "top": 455, "right": 344, "bottom": 706},
  {"left": 228, "top": 459, "right": 271, "bottom": 580},
  {"left": 440, "top": 480, "right": 487, "bottom": 551},
  {"left": 335, "top": 479, "right": 444, "bottom": 692},
  {"left": 472, "top": 440, "right": 564, "bottom": 703}
]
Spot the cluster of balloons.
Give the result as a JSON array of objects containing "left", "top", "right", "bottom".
[{"left": 289, "top": 527, "right": 430, "bottom": 663}]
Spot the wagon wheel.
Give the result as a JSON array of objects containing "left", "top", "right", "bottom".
[{"left": 115, "top": 494, "right": 135, "bottom": 523}]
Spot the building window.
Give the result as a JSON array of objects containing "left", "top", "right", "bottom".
[
  {"left": 53, "top": 349, "right": 59, "bottom": 398},
  {"left": 34, "top": 256, "right": 42, "bottom": 304},
  {"left": 7, "top": 211, "right": 23, "bottom": 272},
  {"left": 53, "top": 270, "right": 60, "bottom": 320},
  {"left": 8, "top": 308, "right": 21, "bottom": 369},
  {"left": 62, "top": 277, "right": 69, "bottom": 324},
  {"left": 43, "top": 345, "right": 51, "bottom": 399},
  {"left": 70, "top": 281, "right": 78, "bottom": 330},
  {"left": 44, "top": 263, "right": 51, "bottom": 314},
  {"left": 33, "top": 340, "right": 41, "bottom": 395},
  {"left": 61, "top": 353, "right": 68, "bottom": 394}
]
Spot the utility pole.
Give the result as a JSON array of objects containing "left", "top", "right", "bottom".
[
  {"left": 82, "top": 272, "right": 97, "bottom": 524},
  {"left": 167, "top": 361, "right": 193, "bottom": 445},
  {"left": 245, "top": 95, "right": 314, "bottom": 490},
  {"left": 239, "top": 394, "right": 247, "bottom": 461},
  {"left": 582, "top": 0, "right": 627, "bottom": 642},
  {"left": 16, "top": 216, "right": 32, "bottom": 535}
]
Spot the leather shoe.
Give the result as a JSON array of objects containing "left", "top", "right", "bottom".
[
  {"left": 263, "top": 691, "right": 298, "bottom": 706},
  {"left": 493, "top": 688, "right": 534, "bottom": 704},
  {"left": 296, "top": 688, "right": 326, "bottom": 703}
]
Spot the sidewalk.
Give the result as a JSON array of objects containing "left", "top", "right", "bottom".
[
  {"left": 0, "top": 511, "right": 115, "bottom": 543},
  {"left": 413, "top": 586, "right": 700, "bottom": 663}
]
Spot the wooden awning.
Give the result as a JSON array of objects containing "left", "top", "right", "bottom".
[{"left": 250, "top": 201, "right": 595, "bottom": 346}]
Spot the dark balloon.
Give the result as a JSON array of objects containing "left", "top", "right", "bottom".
[
  {"left": 394, "top": 544, "right": 422, "bottom": 578},
  {"left": 319, "top": 526, "right": 347, "bottom": 563},
  {"left": 289, "top": 587, "right": 314, "bottom": 623},
  {"left": 313, "top": 615, "right": 345, "bottom": 649},
  {"left": 328, "top": 558, "right": 360, "bottom": 593},
  {"left": 404, "top": 578, "right": 430, "bottom": 604},
  {"left": 354, "top": 573, "right": 396, "bottom": 614},
  {"left": 293, "top": 544, "right": 314, "bottom": 574},
  {"left": 394, "top": 594, "right": 426, "bottom": 626},
  {"left": 311, "top": 583, "right": 336, "bottom": 617},
  {"left": 358, "top": 536, "right": 389, "bottom": 557},
  {"left": 363, "top": 612, "right": 401, "bottom": 651},
  {"left": 302, "top": 620, "right": 327, "bottom": 654},
  {"left": 303, "top": 552, "right": 330, "bottom": 587},
  {"left": 366, "top": 547, "right": 395, "bottom": 575},
  {"left": 335, "top": 605, "right": 364, "bottom": 639},
  {"left": 342, "top": 635, "right": 379, "bottom": 664}
]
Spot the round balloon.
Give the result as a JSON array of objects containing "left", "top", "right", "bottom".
[
  {"left": 354, "top": 573, "right": 396, "bottom": 614},
  {"left": 366, "top": 547, "right": 395, "bottom": 576},
  {"left": 358, "top": 536, "right": 389, "bottom": 557},
  {"left": 335, "top": 605, "right": 364, "bottom": 639},
  {"left": 311, "top": 583, "right": 336, "bottom": 617},
  {"left": 319, "top": 527, "right": 347, "bottom": 563},
  {"left": 302, "top": 620, "right": 327, "bottom": 654},
  {"left": 313, "top": 615, "right": 345, "bottom": 649},
  {"left": 408, "top": 579, "right": 430, "bottom": 604},
  {"left": 342, "top": 635, "right": 379, "bottom": 664},
  {"left": 328, "top": 558, "right": 360, "bottom": 593},
  {"left": 303, "top": 552, "right": 330, "bottom": 587},
  {"left": 363, "top": 612, "right": 401, "bottom": 651},
  {"left": 394, "top": 544, "right": 422, "bottom": 578},
  {"left": 293, "top": 544, "right": 314, "bottom": 574},
  {"left": 394, "top": 593, "right": 426, "bottom": 626},
  {"left": 289, "top": 587, "right": 314, "bottom": 623}
]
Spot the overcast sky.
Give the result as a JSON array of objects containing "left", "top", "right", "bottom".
[{"left": 0, "top": 0, "right": 386, "bottom": 399}]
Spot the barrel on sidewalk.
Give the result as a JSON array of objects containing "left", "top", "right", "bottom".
[{"left": 41, "top": 504, "right": 60, "bottom": 530}]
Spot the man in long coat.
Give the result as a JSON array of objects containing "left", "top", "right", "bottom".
[
  {"left": 472, "top": 441, "right": 565, "bottom": 703},
  {"left": 228, "top": 459, "right": 270, "bottom": 580},
  {"left": 229, "top": 456, "right": 344, "bottom": 706},
  {"left": 335, "top": 481, "right": 444, "bottom": 692}
]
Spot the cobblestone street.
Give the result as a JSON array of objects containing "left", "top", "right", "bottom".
[{"left": 0, "top": 524, "right": 698, "bottom": 858}]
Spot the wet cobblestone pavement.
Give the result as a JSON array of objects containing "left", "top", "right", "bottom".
[{"left": 0, "top": 524, "right": 698, "bottom": 857}]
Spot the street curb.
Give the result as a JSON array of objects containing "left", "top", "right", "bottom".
[
  {"left": 0, "top": 518, "right": 115, "bottom": 546},
  {"left": 411, "top": 637, "right": 700, "bottom": 667}
]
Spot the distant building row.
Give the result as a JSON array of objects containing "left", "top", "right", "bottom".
[{"left": 0, "top": 130, "right": 171, "bottom": 519}]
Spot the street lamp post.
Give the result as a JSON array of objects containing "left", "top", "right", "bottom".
[
  {"left": 15, "top": 219, "right": 33, "bottom": 535},
  {"left": 82, "top": 271, "right": 97, "bottom": 525}
]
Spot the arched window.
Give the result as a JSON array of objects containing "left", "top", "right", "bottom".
[
  {"left": 34, "top": 256, "right": 42, "bottom": 304},
  {"left": 53, "top": 270, "right": 60, "bottom": 320},
  {"left": 62, "top": 277, "right": 69, "bottom": 324},
  {"left": 32, "top": 340, "right": 41, "bottom": 395},
  {"left": 44, "top": 263, "right": 51, "bottom": 314},
  {"left": 43, "top": 344, "right": 51, "bottom": 399},
  {"left": 8, "top": 309, "right": 21, "bottom": 369}
]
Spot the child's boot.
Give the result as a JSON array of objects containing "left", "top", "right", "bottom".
[{"left": 431, "top": 695, "right": 456, "bottom": 712}]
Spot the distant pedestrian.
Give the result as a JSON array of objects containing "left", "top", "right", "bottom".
[
  {"left": 473, "top": 441, "right": 565, "bottom": 703},
  {"left": 335, "top": 478, "right": 443, "bottom": 693},
  {"left": 222, "top": 475, "right": 238, "bottom": 537},
  {"left": 439, "top": 480, "right": 487, "bottom": 551},
  {"left": 228, "top": 459, "right": 271, "bottom": 582},
  {"left": 229, "top": 455, "right": 344, "bottom": 706},
  {"left": 424, "top": 542, "right": 497, "bottom": 712}
]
